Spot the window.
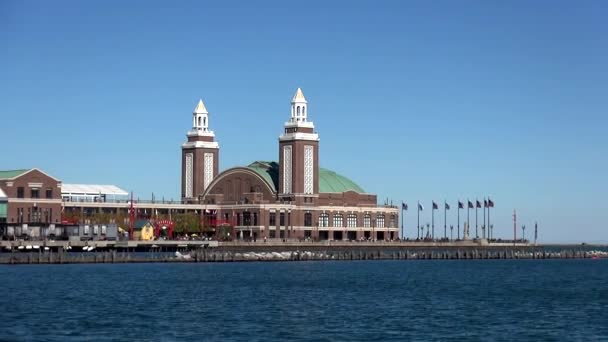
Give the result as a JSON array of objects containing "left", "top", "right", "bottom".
[
  {"left": 304, "top": 213, "right": 312, "bottom": 227},
  {"left": 377, "top": 214, "right": 385, "bottom": 228},
  {"left": 31, "top": 189, "right": 39, "bottom": 199},
  {"left": 269, "top": 230, "right": 276, "bottom": 238},
  {"left": 243, "top": 212, "right": 251, "bottom": 226},
  {"left": 297, "top": 106, "right": 300, "bottom": 115},
  {"left": 236, "top": 213, "right": 241, "bottom": 226},
  {"left": 347, "top": 214, "right": 357, "bottom": 228},
  {"left": 101, "top": 225, "right": 107, "bottom": 235},
  {"left": 364, "top": 214, "right": 371, "bottom": 228},
  {"left": 93, "top": 225, "right": 99, "bottom": 235},
  {"left": 31, "top": 207, "right": 41, "bottom": 223},
  {"left": 253, "top": 213, "right": 258, "bottom": 226},
  {"left": 198, "top": 117, "right": 201, "bottom": 126},
  {"left": 84, "top": 225, "right": 90, "bottom": 235},
  {"left": 17, "top": 187, "right": 24, "bottom": 198},
  {"left": 46, "top": 188, "right": 53, "bottom": 199},
  {"left": 319, "top": 213, "right": 329, "bottom": 227},
  {"left": 279, "top": 212, "right": 285, "bottom": 226},
  {"left": 333, "top": 213, "right": 343, "bottom": 228},
  {"left": 269, "top": 212, "right": 276, "bottom": 227},
  {"left": 390, "top": 214, "right": 396, "bottom": 228}
]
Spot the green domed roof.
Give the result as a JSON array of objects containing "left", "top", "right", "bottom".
[
  {"left": 246, "top": 161, "right": 365, "bottom": 194},
  {"left": 318, "top": 167, "right": 365, "bottom": 193}
]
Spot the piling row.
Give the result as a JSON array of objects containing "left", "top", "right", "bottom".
[{"left": 0, "top": 247, "right": 604, "bottom": 264}]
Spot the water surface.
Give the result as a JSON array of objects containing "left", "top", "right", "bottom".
[{"left": 1, "top": 260, "right": 607, "bottom": 341}]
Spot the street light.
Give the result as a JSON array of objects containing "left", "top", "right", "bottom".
[{"left": 287, "top": 209, "right": 291, "bottom": 240}]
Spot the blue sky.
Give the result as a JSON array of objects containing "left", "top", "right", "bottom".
[{"left": 1, "top": 0, "right": 607, "bottom": 242}]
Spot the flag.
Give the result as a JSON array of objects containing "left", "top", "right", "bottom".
[
  {"left": 468, "top": 200, "right": 474, "bottom": 209},
  {"left": 476, "top": 200, "right": 481, "bottom": 208},
  {"left": 445, "top": 202, "right": 450, "bottom": 210},
  {"left": 418, "top": 203, "right": 424, "bottom": 211},
  {"left": 432, "top": 201, "right": 438, "bottom": 210},
  {"left": 484, "top": 199, "right": 488, "bottom": 208},
  {"left": 402, "top": 203, "right": 408, "bottom": 211},
  {"left": 488, "top": 198, "right": 494, "bottom": 207},
  {"left": 458, "top": 201, "right": 464, "bottom": 209}
]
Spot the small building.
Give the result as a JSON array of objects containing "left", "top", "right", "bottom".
[
  {"left": 0, "top": 169, "right": 62, "bottom": 239},
  {"left": 64, "top": 224, "right": 118, "bottom": 241},
  {"left": 133, "top": 220, "right": 155, "bottom": 241}
]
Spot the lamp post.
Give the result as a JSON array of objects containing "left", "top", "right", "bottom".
[
  {"left": 287, "top": 209, "right": 291, "bottom": 241},
  {"left": 372, "top": 218, "right": 376, "bottom": 242}
]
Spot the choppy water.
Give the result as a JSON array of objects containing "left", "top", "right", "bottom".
[{"left": 1, "top": 260, "right": 607, "bottom": 341}]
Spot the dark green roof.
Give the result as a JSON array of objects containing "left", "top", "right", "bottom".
[
  {"left": 134, "top": 219, "right": 153, "bottom": 230},
  {"left": 0, "top": 169, "right": 29, "bottom": 180},
  {"left": 246, "top": 161, "right": 365, "bottom": 194},
  {"left": 247, "top": 161, "right": 278, "bottom": 192}
]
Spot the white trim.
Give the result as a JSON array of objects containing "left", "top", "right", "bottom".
[
  {"left": 304, "top": 145, "right": 314, "bottom": 194},
  {"left": 185, "top": 153, "right": 193, "bottom": 198},
  {"left": 283, "top": 145, "right": 292, "bottom": 194},
  {"left": 182, "top": 141, "right": 219, "bottom": 149},
  {"left": 284, "top": 121, "right": 314, "bottom": 129},
  {"left": 1, "top": 168, "right": 61, "bottom": 182},
  {"left": 279, "top": 132, "right": 319, "bottom": 142},
  {"left": 203, "top": 152, "right": 214, "bottom": 190}
]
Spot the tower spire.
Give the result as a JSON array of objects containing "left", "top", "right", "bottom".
[
  {"left": 191, "top": 99, "right": 212, "bottom": 134},
  {"left": 289, "top": 87, "right": 311, "bottom": 125}
]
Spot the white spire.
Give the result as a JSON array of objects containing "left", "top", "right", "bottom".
[
  {"left": 193, "top": 99, "right": 208, "bottom": 114},
  {"left": 289, "top": 87, "right": 311, "bottom": 125},
  {"left": 291, "top": 88, "right": 307, "bottom": 103},
  {"left": 189, "top": 98, "right": 213, "bottom": 136}
]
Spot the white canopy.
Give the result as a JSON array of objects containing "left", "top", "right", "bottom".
[{"left": 61, "top": 184, "right": 128, "bottom": 197}]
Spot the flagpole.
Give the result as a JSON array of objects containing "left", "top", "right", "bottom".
[
  {"left": 476, "top": 198, "right": 479, "bottom": 239},
  {"left": 431, "top": 202, "right": 435, "bottom": 240},
  {"left": 457, "top": 203, "right": 460, "bottom": 241},
  {"left": 444, "top": 201, "right": 447, "bottom": 240},
  {"left": 488, "top": 198, "right": 491, "bottom": 240},
  {"left": 483, "top": 197, "right": 486, "bottom": 240},
  {"left": 465, "top": 199, "right": 469, "bottom": 241},
  {"left": 401, "top": 202, "right": 404, "bottom": 240},
  {"left": 417, "top": 201, "right": 420, "bottom": 240}
]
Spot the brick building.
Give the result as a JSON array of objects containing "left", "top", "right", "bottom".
[
  {"left": 0, "top": 169, "right": 62, "bottom": 237},
  {"left": 182, "top": 88, "right": 399, "bottom": 241}
]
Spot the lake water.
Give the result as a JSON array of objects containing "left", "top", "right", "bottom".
[{"left": 1, "top": 260, "right": 607, "bottom": 341}]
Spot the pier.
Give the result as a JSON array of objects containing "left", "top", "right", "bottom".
[{"left": 1, "top": 240, "right": 606, "bottom": 264}]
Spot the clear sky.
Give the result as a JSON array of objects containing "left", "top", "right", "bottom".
[{"left": 2, "top": 0, "right": 607, "bottom": 243}]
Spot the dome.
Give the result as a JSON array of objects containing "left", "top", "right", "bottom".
[{"left": 246, "top": 161, "right": 365, "bottom": 194}]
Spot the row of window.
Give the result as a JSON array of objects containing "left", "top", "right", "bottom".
[
  {"left": 16, "top": 187, "right": 53, "bottom": 199},
  {"left": 13, "top": 207, "right": 53, "bottom": 224},
  {"left": 266, "top": 212, "right": 395, "bottom": 228}
]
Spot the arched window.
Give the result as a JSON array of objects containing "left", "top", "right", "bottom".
[
  {"left": 319, "top": 213, "right": 329, "bottom": 227},
  {"left": 302, "top": 106, "right": 305, "bottom": 116},
  {"left": 333, "top": 213, "right": 343, "bottom": 228},
  {"left": 297, "top": 106, "right": 300, "bottom": 115},
  {"left": 203, "top": 117, "right": 206, "bottom": 126},
  {"left": 198, "top": 117, "right": 201, "bottom": 126},
  {"left": 364, "top": 214, "right": 371, "bottom": 228},
  {"left": 376, "top": 214, "right": 385, "bottom": 228},
  {"left": 347, "top": 214, "right": 357, "bottom": 228}
]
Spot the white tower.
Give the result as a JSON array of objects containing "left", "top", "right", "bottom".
[
  {"left": 290, "top": 88, "right": 309, "bottom": 124},
  {"left": 181, "top": 99, "right": 219, "bottom": 200},
  {"left": 192, "top": 99, "right": 212, "bottom": 134},
  {"left": 279, "top": 88, "right": 319, "bottom": 199}
]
